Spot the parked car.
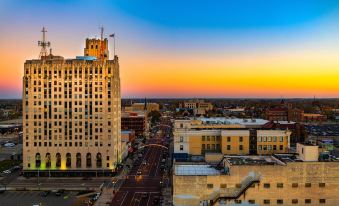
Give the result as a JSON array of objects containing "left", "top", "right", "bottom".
[
  {"left": 40, "top": 191, "right": 50, "bottom": 197},
  {"left": 55, "top": 189, "right": 65, "bottom": 196},
  {"left": 3, "top": 143, "right": 15, "bottom": 147},
  {"left": 3, "top": 170, "right": 11, "bottom": 174}
]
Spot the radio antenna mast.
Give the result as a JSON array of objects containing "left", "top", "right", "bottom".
[{"left": 38, "top": 27, "right": 51, "bottom": 59}]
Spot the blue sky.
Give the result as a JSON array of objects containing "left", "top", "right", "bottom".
[{"left": 1, "top": 0, "right": 339, "bottom": 98}]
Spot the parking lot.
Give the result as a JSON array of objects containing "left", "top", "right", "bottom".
[{"left": 0, "top": 191, "right": 89, "bottom": 206}]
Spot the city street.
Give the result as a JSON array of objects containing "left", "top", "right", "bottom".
[{"left": 111, "top": 123, "right": 171, "bottom": 206}]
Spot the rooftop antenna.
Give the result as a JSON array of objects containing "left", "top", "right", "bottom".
[
  {"left": 38, "top": 27, "right": 51, "bottom": 59},
  {"left": 99, "top": 26, "right": 105, "bottom": 59},
  {"left": 99, "top": 26, "right": 104, "bottom": 41}
]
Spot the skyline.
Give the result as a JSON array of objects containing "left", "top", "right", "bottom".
[{"left": 1, "top": 0, "right": 339, "bottom": 98}]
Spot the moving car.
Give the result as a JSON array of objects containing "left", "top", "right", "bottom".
[{"left": 136, "top": 170, "right": 142, "bottom": 175}]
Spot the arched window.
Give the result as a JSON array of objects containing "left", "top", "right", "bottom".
[
  {"left": 86, "top": 153, "right": 92, "bottom": 168},
  {"left": 76, "top": 153, "right": 81, "bottom": 168},
  {"left": 66, "top": 153, "right": 71, "bottom": 167},
  {"left": 35, "top": 153, "right": 41, "bottom": 168},
  {"left": 45, "top": 153, "right": 51, "bottom": 168},
  {"left": 56, "top": 153, "right": 61, "bottom": 167},
  {"left": 96, "top": 153, "right": 102, "bottom": 168}
]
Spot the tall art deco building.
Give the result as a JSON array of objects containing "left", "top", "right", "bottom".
[{"left": 22, "top": 29, "right": 121, "bottom": 176}]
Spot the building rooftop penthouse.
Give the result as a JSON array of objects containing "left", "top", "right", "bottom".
[{"left": 174, "top": 164, "right": 220, "bottom": 176}]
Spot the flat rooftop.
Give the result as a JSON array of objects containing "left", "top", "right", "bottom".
[
  {"left": 225, "top": 155, "right": 285, "bottom": 166},
  {"left": 305, "top": 124, "right": 339, "bottom": 137},
  {"left": 174, "top": 164, "right": 220, "bottom": 176}
]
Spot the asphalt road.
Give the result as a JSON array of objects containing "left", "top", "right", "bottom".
[{"left": 111, "top": 125, "right": 170, "bottom": 206}]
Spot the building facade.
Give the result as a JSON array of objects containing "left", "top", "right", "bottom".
[
  {"left": 173, "top": 156, "right": 339, "bottom": 206},
  {"left": 173, "top": 118, "right": 291, "bottom": 160},
  {"left": 22, "top": 36, "right": 121, "bottom": 176},
  {"left": 121, "top": 112, "right": 146, "bottom": 137}
]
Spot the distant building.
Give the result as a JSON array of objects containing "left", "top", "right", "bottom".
[
  {"left": 180, "top": 99, "right": 213, "bottom": 115},
  {"left": 303, "top": 113, "right": 327, "bottom": 122},
  {"left": 263, "top": 121, "right": 306, "bottom": 147},
  {"left": 124, "top": 102, "right": 159, "bottom": 113},
  {"left": 121, "top": 112, "right": 146, "bottom": 137},
  {"left": 173, "top": 118, "right": 291, "bottom": 160},
  {"left": 121, "top": 130, "right": 136, "bottom": 143}
]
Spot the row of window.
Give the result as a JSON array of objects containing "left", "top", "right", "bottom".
[
  {"left": 233, "top": 199, "right": 326, "bottom": 204},
  {"left": 30, "top": 152, "right": 110, "bottom": 168},
  {"left": 28, "top": 141, "right": 110, "bottom": 147},
  {"left": 27, "top": 67, "right": 113, "bottom": 75},
  {"left": 208, "top": 182, "right": 326, "bottom": 189},
  {"left": 258, "top": 136, "right": 284, "bottom": 142},
  {"left": 264, "top": 182, "right": 326, "bottom": 188},
  {"left": 258, "top": 145, "right": 284, "bottom": 151},
  {"left": 201, "top": 136, "right": 221, "bottom": 141}
]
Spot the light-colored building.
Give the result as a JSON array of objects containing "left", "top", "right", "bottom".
[
  {"left": 296, "top": 143, "right": 319, "bottom": 161},
  {"left": 181, "top": 100, "right": 213, "bottom": 115},
  {"left": 173, "top": 153, "right": 339, "bottom": 206},
  {"left": 22, "top": 34, "right": 121, "bottom": 176},
  {"left": 124, "top": 102, "right": 159, "bottom": 113},
  {"left": 173, "top": 118, "right": 291, "bottom": 160}
]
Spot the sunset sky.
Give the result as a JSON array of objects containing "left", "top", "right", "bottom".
[{"left": 1, "top": 0, "right": 339, "bottom": 98}]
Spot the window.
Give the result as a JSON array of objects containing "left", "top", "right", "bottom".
[
  {"left": 202, "top": 144, "right": 205, "bottom": 150},
  {"left": 305, "top": 199, "right": 311, "bottom": 204},
  {"left": 305, "top": 183, "right": 311, "bottom": 187},
  {"left": 258, "top": 145, "right": 262, "bottom": 150},
  {"left": 180, "top": 145, "right": 183, "bottom": 151},
  {"left": 180, "top": 136, "right": 183, "bottom": 142},
  {"left": 239, "top": 145, "right": 243, "bottom": 150},
  {"left": 239, "top": 136, "right": 243, "bottom": 142},
  {"left": 235, "top": 200, "right": 242, "bottom": 204},
  {"left": 227, "top": 145, "right": 231, "bottom": 150},
  {"left": 227, "top": 136, "right": 231, "bottom": 142},
  {"left": 277, "top": 199, "right": 283, "bottom": 204},
  {"left": 277, "top": 183, "right": 283, "bottom": 188},
  {"left": 257, "top": 137, "right": 262, "bottom": 142},
  {"left": 319, "top": 183, "right": 325, "bottom": 187},
  {"left": 279, "top": 145, "right": 283, "bottom": 150},
  {"left": 268, "top": 137, "right": 271, "bottom": 142},
  {"left": 292, "top": 183, "right": 298, "bottom": 188},
  {"left": 220, "top": 184, "right": 227, "bottom": 188},
  {"left": 207, "top": 184, "right": 213, "bottom": 189},
  {"left": 319, "top": 199, "right": 326, "bottom": 204},
  {"left": 280, "top": 136, "right": 284, "bottom": 142},
  {"left": 248, "top": 200, "right": 255, "bottom": 204},
  {"left": 264, "top": 183, "right": 270, "bottom": 188},
  {"left": 292, "top": 199, "right": 298, "bottom": 204},
  {"left": 263, "top": 200, "right": 270, "bottom": 204},
  {"left": 202, "top": 136, "right": 205, "bottom": 141}
]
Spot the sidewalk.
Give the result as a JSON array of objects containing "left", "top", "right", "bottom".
[{"left": 94, "top": 157, "right": 133, "bottom": 206}]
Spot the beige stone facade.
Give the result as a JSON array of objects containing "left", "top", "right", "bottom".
[
  {"left": 22, "top": 38, "right": 121, "bottom": 176},
  {"left": 174, "top": 160, "right": 339, "bottom": 206}
]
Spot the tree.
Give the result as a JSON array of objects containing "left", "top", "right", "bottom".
[{"left": 148, "top": 111, "right": 161, "bottom": 126}]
